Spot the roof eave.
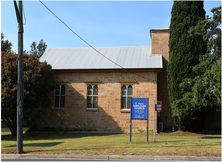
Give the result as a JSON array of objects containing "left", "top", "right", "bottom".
[{"left": 52, "top": 68, "right": 163, "bottom": 72}]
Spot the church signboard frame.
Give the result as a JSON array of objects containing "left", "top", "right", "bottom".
[{"left": 130, "top": 98, "right": 149, "bottom": 143}]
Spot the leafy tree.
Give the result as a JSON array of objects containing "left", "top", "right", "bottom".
[
  {"left": 29, "top": 39, "right": 47, "bottom": 58},
  {"left": 1, "top": 52, "right": 55, "bottom": 135},
  {"left": 1, "top": 32, "right": 13, "bottom": 52},
  {"left": 171, "top": 6, "right": 221, "bottom": 131}
]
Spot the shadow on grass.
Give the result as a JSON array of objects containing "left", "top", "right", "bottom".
[
  {"left": 24, "top": 146, "right": 123, "bottom": 154},
  {"left": 5, "top": 142, "right": 63, "bottom": 148},
  {"left": 1, "top": 133, "right": 122, "bottom": 141},
  {"left": 200, "top": 136, "right": 221, "bottom": 139},
  {"left": 159, "top": 130, "right": 221, "bottom": 136},
  {"left": 158, "top": 140, "right": 186, "bottom": 142}
]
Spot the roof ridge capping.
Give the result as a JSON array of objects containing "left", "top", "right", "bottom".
[
  {"left": 46, "top": 45, "right": 151, "bottom": 50},
  {"left": 150, "top": 26, "right": 169, "bottom": 31}
]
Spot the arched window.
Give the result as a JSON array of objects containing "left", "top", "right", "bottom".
[
  {"left": 87, "top": 85, "right": 98, "bottom": 108},
  {"left": 121, "top": 85, "right": 133, "bottom": 109},
  {"left": 54, "top": 85, "right": 65, "bottom": 108}
]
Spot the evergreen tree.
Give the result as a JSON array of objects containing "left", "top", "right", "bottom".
[
  {"left": 167, "top": 1, "right": 207, "bottom": 130},
  {"left": 171, "top": 6, "right": 221, "bottom": 131},
  {"left": 1, "top": 32, "right": 13, "bottom": 52},
  {"left": 30, "top": 39, "right": 47, "bottom": 58}
]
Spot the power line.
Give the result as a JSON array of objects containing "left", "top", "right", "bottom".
[{"left": 39, "top": 0, "right": 156, "bottom": 83}]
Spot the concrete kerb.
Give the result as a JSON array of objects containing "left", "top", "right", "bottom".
[
  {"left": 109, "top": 155, "right": 221, "bottom": 161},
  {"left": 1, "top": 154, "right": 221, "bottom": 161},
  {"left": 1, "top": 154, "right": 109, "bottom": 160}
]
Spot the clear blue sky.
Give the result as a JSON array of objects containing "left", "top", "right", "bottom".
[{"left": 1, "top": 1, "right": 221, "bottom": 54}]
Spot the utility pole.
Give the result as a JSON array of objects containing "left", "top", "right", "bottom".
[{"left": 14, "top": 0, "right": 24, "bottom": 154}]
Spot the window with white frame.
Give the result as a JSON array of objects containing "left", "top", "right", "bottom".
[
  {"left": 54, "top": 85, "right": 65, "bottom": 108},
  {"left": 121, "top": 85, "right": 133, "bottom": 109},
  {"left": 87, "top": 85, "right": 98, "bottom": 109}
]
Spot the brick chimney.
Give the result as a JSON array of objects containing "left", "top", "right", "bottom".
[
  {"left": 150, "top": 26, "right": 169, "bottom": 62},
  {"left": 150, "top": 27, "right": 176, "bottom": 131}
]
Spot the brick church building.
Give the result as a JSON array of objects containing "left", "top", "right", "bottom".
[{"left": 38, "top": 26, "right": 177, "bottom": 132}]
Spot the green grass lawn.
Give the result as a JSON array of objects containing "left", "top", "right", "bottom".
[{"left": 1, "top": 128, "right": 221, "bottom": 156}]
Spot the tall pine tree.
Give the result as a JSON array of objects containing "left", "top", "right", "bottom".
[{"left": 167, "top": 1, "right": 207, "bottom": 130}]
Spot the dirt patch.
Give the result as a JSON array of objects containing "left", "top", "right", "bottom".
[{"left": 159, "top": 130, "right": 200, "bottom": 136}]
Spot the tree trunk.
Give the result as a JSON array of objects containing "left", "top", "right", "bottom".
[{"left": 3, "top": 118, "right": 17, "bottom": 136}]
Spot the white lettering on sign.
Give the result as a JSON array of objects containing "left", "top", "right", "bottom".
[
  {"left": 133, "top": 105, "right": 146, "bottom": 108},
  {"left": 133, "top": 103, "right": 146, "bottom": 117},
  {"left": 155, "top": 104, "right": 162, "bottom": 112},
  {"left": 134, "top": 109, "right": 145, "bottom": 118}
]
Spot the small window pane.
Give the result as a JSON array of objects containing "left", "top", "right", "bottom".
[
  {"left": 61, "top": 85, "right": 65, "bottom": 95},
  {"left": 55, "top": 96, "right": 60, "bottom": 107},
  {"left": 128, "top": 85, "right": 132, "bottom": 96},
  {"left": 121, "top": 85, "right": 127, "bottom": 96},
  {"left": 60, "top": 96, "right": 65, "bottom": 108},
  {"left": 87, "top": 96, "right": 92, "bottom": 108},
  {"left": 55, "top": 85, "right": 60, "bottom": 95},
  {"left": 122, "top": 90, "right": 127, "bottom": 96},
  {"left": 127, "top": 97, "right": 132, "bottom": 109},
  {"left": 121, "top": 97, "right": 126, "bottom": 109},
  {"left": 93, "top": 96, "right": 98, "bottom": 108},
  {"left": 87, "top": 85, "right": 92, "bottom": 95},
  {"left": 93, "top": 85, "right": 98, "bottom": 95}
]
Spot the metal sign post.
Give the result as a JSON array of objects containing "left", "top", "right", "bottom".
[
  {"left": 154, "top": 99, "right": 156, "bottom": 142},
  {"left": 130, "top": 98, "right": 149, "bottom": 143},
  {"left": 130, "top": 108, "right": 132, "bottom": 143},
  {"left": 147, "top": 99, "right": 149, "bottom": 142}
]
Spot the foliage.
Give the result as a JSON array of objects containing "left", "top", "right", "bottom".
[
  {"left": 171, "top": 6, "right": 221, "bottom": 131},
  {"left": 167, "top": 1, "right": 207, "bottom": 130},
  {"left": 1, "top": 32, "right": 13, "bottom": 52},
  {"left": 28, "top": 39, "right": 47, "bottom": 58},
  {"left": 167, "top": 1, "right": 206, "bottom": 105},
  {"left": 1, "top": 52, "right": 55, "bottom": 135},
  {"left": 137, "top": 128, "right": 145, "bottom": 133}
]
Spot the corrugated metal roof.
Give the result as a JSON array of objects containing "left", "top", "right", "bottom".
[{"left": 39, "top": 46, "right": 163, "bottom": 70}]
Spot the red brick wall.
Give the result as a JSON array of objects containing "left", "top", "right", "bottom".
[{"left": 36, "top": 71, "right": 158, "bottom": 132}]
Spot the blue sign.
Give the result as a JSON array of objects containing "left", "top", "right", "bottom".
[{"left": 131, "top": 98, "right": 148, "bottom": 120}]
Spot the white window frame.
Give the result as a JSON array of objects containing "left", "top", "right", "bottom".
[
  {"left": 87, "top": 85, "right": 98, "bottom": 109},
  {"left": 54, "top": 85, "right": 65, "bottom": 108},
  {"left": 121, "top": 85, "right": 133, "bottom": 109}
]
